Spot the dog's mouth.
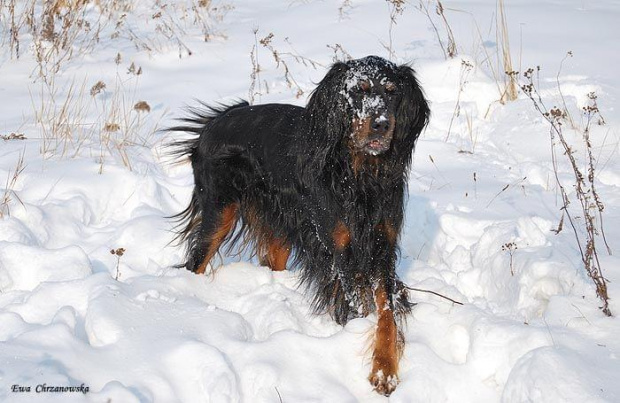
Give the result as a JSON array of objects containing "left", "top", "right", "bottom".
[
  {"left": 364, "top": 138, "right": 391, "bottom": 155},
  {"left": 350, "top": 114, "right": 395, "bottom": 156}
]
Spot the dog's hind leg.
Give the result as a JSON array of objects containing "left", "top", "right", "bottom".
[{"left": 190, "top": 202, "right": 239, "bottom": 274}]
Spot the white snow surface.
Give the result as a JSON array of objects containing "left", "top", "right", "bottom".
[{"left": 1, "top": 1, "right": 620, "bottom": 402}]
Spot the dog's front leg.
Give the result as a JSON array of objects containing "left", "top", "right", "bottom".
[
  {"left": 368, "top": 284, "right": 400, "bottom": 396},
  {"left": 368, "top": 220, "right": 402, "bottom": 396},
  {"left": 331, "top": 218, "right": 403, "bottom": 396}
]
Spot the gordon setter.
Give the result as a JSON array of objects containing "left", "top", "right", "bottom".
[{"left": 170, "top": 55, "right": 430, "bottom": 395}]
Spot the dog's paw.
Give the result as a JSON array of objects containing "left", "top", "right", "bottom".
[{"left": 368, "top": 369, "right": 399, "bottom": 396}]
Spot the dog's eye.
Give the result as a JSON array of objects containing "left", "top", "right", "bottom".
[
  {"left": 358, "top": 81, "right": 371, "bottom": 93},
  {"left": 384, "top": 82, "right": 397, "bottom": 93}
]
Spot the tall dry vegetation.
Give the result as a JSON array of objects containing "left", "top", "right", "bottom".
[
  {"left": 1, "top": 0, "right": 227, "bottom": 169},
  {"left": 412, "top": 0, "right": 612, "bottom": 314}
]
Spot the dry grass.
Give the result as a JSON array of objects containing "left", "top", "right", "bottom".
[
  {"left": 29, "top": 62, "right": 162, "bottom": 172},
  {"left": 1, "top": 0, "right": 231, "bottom": 78},
  {"left": 30, "top": 76, "right": 92, "bottom": 157},
  {"left": 93, "top": 68, "right": 158, "bottom": 173},
  {"left": 0, "top": 150, "right": 26, "bottom": 219},
  {"left": 497, "top": 0, "right": 518, "bottom": 103},
  {"left": 436, "top": 1, "right": 518, "bottom": 110}
]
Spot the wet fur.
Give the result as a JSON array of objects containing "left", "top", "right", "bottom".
[{"left": 169, "top": 55, "right": 430, "bottom": 395}]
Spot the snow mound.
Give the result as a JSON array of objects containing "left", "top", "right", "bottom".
[{"left": 0, "top": 243, "right": 92, "bottom": 292}]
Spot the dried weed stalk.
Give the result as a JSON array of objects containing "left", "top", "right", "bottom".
[
  {"left": 248, "top": 28, "right": 263, "bottom": 104},
  {"left": 110, "top": 247, "right": 126, "bottom": 280},
  {"left": 1, "top": 133, "right": 27, "bottom": 141},
  {"left": 418, "top": 0, "right": 457, "bottom": 59},
  {"left": 327, "top": 43, "right": 353, "bottom": 62},
  {"left": 501, "top": 241, "right": 518, "bottom": 276},
  {"left": 250, "top": 31, "right": 320, "bottom": 103},
  {"left": 338, "top": 0, "right": 353, "bottom": 20},
  {"left": 522, "top": 68, "right": 612, "bottom": 316},
  {"left": 446, "top": 59, "right": 473, "bottom": 142},
  {"left": 385, "top": 0, "right": 406, "bottom": 60}
]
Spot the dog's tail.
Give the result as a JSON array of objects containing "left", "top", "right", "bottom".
[
  {"left": 166, "top": 100, "right": 249, "bottom": 268},
  {"left": 169, "top": 188, "right": 201, "bottom": 249},
  {"left": 166, "top": 100, "right": 250, "bottom": 162}
]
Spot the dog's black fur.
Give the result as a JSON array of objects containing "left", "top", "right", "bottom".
[{"left": 170, "top": 55, "right": 429, "bottom": 395}]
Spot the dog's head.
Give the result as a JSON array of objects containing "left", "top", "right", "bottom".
[
  {"left": 306, "top": 55, "right": 430, "bottom": 162},
  {"left": 343, "top": 56, "right": 401, "bottom": 155}
]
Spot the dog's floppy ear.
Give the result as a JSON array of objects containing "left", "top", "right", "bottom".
[
  {"left": 395, "top": 65, "right": 430, "bottom": 149},
  {"left": 306, "top": 61, "right": 350, "bottom": 140},
  {"left": 301, "top": 62, "right": 350, "bottom": 176}
]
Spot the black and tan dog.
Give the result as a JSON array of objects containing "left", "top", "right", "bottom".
[{"left": 170, "top": 55, "right": 429, "bottom": 395}]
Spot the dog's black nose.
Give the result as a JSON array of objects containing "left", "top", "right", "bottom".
[{"left": 371, "top": 118, "right": 389, "bottom": 134}]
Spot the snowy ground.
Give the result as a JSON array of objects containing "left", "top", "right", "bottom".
[{"left": 1, "top": 1, "right": 620, "bottom": 402}]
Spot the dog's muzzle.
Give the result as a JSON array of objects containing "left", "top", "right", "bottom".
[{"left": 363, "top": 115, "right": 393, "bottom": 155}]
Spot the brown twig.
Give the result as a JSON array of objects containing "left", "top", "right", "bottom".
[{"left": 405, "top": 285, "right": 464, "bottom": 305}]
